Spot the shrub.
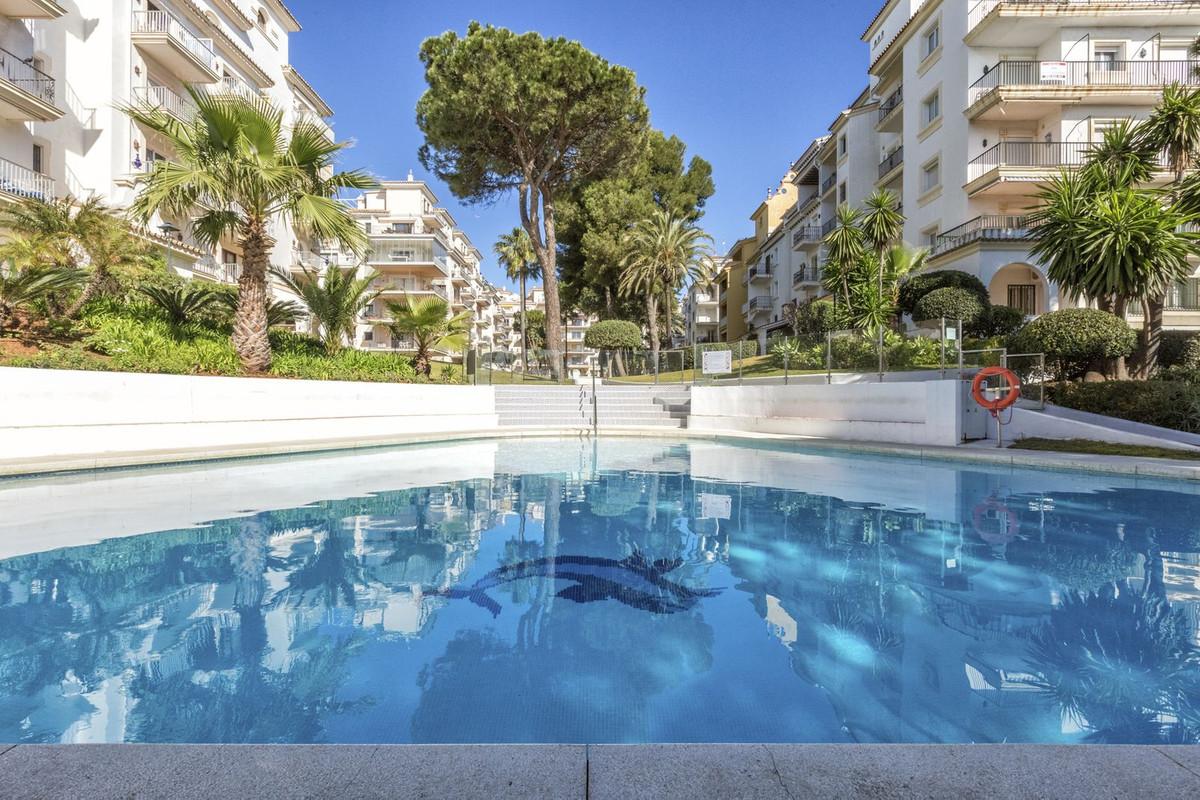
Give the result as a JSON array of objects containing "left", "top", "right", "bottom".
[
  {"left": 584, "top": 320, "right": 642, "bottom": 351},
  {"left": 912, "top": 287, "right": 986, "bottom": 327},
  {"left": 898, "top": 270, "right": 989, "bottom": 317},
  {"left": 769, "top": 337, "right": 820, "bottom": 370},
  {"left": 1158, "top": 330, "right": 1200, "bottom": 370},
  {"left": 977, "top": 305, "right": 1026, "bottom": 338},
  {"left": 885, "top": 335, "right": 943, "bottom": 370},
  {"left": 792, "top": 300, "right": 850, "bottom": 335},
  {"left": 270, "top": 349, "right": 417, "bottom": 383},
  {"left": 1050, "top": 381, "right": 1200, "bottom": 434},
  {"left": 1007, "top": 308, "right": 1136, "bottom": 381}
]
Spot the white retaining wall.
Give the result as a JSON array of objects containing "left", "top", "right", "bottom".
[
  {"left": 688, "top": 381, "right": 964, "bottom": 446},
  {"left": 989, "top": 405, "right": 1200, "bottom": 452},
  {"left": 0, "top": 367, "right": 498, "bottom": 472}
]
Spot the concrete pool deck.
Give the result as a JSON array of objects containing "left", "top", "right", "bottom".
[{"left": 1, "top": 743, "right": 1198, "bottom": 799}]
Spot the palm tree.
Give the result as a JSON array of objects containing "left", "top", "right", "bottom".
[
  {"left": 138, "top": 282, "right": 219, "bottom": 326},
  {"left": 494, "top": 227, "right": 541, "bottom": 370},
  {"left": 619, "top": 209, "right": 712, "bottom": 365},
  {"left": 859, "top": 190, "right": 903, "bottom": 256},
  {"left": 272, "top": 262, "right": 379, "bottom": 353},
  {"left": 124, "top": 89, "right": 373, "bottom": 372},
  {"left": 1137, "top": 84, "right": 1200, "bottom": 185},
  {"left": 1084, "top": 120, "right": 1158, "bottom": 189},
  {"left": 822, "top": 204, "right": 866, "bottom": 311},
  {"left": 0, "top": 265, "right": 85, "bottom": 330},
  {"left": 387, "top": 295, "right": 471, "bottom": 376}
]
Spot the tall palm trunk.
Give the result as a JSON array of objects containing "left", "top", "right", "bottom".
[
  {"left": 64, "top": 270, "right": 104, "bottom": 319},
  {"left": 646, "top": 293, "right": 659, "bottom": 369},
  {"left": 520, "top": 272, "right": 528, "bottom": 372},
  {"left": 662, "top": 290, "right": 673, "bottom": 371},
  {"left": 234, "top": 221, "right": 274, "bottom": 372},
  {"left": 1141, "top": 296, "right": 1166, "bottom": 378}
]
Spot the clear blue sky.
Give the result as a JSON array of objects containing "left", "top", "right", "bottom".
[{"left": 286, "top": 0, "right": 883, "bottom": 288}]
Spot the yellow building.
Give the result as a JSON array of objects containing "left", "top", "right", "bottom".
[{"left": 719, "top": 237, "right": 755, "bottom": 343}]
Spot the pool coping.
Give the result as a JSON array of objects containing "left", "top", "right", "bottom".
[
  {"left": 1, "top": 743, "right": 1197, "bottom": 799},
  {"left": 4, "top": 425, "right": 1200, "bottom": 483}
]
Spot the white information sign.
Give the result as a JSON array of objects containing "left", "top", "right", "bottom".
[
  {"left": 702, "top": 350, "right": 733, "bottom": 375},
  {"left": 1040, "top": 61, "right": 1068, "bottom": 83},
  {"left": 699, "top": 493, "right": 732, "bottom": 520}
]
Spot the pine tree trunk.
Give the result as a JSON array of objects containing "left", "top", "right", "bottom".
[
  {"left": 541, "top": 191, "right": 563, "bottom": 381},
  {"left": 234, "top": 221, "right": 274, "bottom": 373},
  {"left": 520, "top": 273, "right": 528, "bottom": 372}
]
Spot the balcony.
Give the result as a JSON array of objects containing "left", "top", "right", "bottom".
[
  {"left": 878, "top": 147, "right": 904, "bottom": 182},
  {"left": 0, "top": 46, "right": 60, "bottom": 121},
  {"left": 134, "top": 84, "right": 193, "bottom": 121},
  {"left": 743, "top": 263, "right": 773, "bottom": 284},
  {"left": 792, "top": 267, "right": 821, "bottom": 286},
  {"left": 931, "top": 215, "right": 1042, "bottom": 259},
  {"left": 966, "top": 141, "right": 1168, "bottom": 195},
  {"left": 968, "top": 60, "right": 1200, "bottom": 120},
  {"left": 1128, "top": 278, "right": 1200, "bottom": 314},
  {"left": 790, "top": 226, "right": 823, "bottom": 250},
  {"left": 877, "top": 85, "right": 903, "bottom": 132},
  {"left": 131, "top": 10, "right": 219, "bottom": 83},
  {"left": 820, "top": 172, "right": 838, "bottom": 195},
  {"left": 215, "top": 75, "right": 259, "bottom": 101},
  {"left": 193, "top": 255, "right": 240, "bottom": 284},
  {"left": 742, "top": 295, "right": 775, "bottom": 318},
  {"left": 820, "top": 218, "right": 838, "bottom": 236},
  {"left": 0, "top": 0, "right": 65, "bottom": 18},
  {"left": 967, "top": 1, "right": 1200, "bottom": 47},
  {"left": 0, "top": 155, "right": 53, "bottom": 202}
]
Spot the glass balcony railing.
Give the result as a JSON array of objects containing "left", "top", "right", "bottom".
[{"left": 0, "top": 46, "right": 55, "bottom": 106}]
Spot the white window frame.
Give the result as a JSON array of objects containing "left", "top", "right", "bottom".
[
  {"left": 922, "top": 90, "right": 941, "bottom": 127},
  {"left": 921, "top": 157, "right": 941, "bottom": 194}
]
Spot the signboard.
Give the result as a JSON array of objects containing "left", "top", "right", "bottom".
[
  {"left": 1040, "top": 61, "right": 1068, "bottom": 83},
  {"left": 702, "top": 350, "right": 733, "bottom": 375},
  {"left": 945, "top": 326, "right": 958, "bottom": 341},
  {"left": 699, "top": 493, "right": 732, "bottom": 520}
]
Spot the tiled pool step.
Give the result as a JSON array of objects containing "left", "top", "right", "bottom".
[{"left": 495, "top": 386, "right": 690, "bottom": 428}]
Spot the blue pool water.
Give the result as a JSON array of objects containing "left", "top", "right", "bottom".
[{"left": 1, "top": 438, "right": 1199, "bottom": 745}]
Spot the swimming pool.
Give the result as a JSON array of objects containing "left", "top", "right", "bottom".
[{"left": 1, "top": 437, "right": 1198, "bottom": 745}]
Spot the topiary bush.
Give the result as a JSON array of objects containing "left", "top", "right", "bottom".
[
  {"left": 584, "top": 319, "right": 642, "bottom": 351},
  {"left": 898, "top": 270, "right": 990, "bottom": 317},
  {"left": 792, "top": 300, "right": 850, "bottom": 335},
  {"left": 1050, "top": 381, "right": 1200, "bottom": 434},
  {"left": 912, "top": 287, "right": 986, "bottom": 327},
  {"left": 1007, "top": 308, "right": 1137, "bottom": 381},
  {"left": 1158, "top": 330, "right": 1200, "bottom": 370},
  {"left": 977, "top": 305, "right": 1027, "bottom": 338}
]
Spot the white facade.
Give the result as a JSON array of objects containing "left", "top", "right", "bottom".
[
  {"left": 683, "top": 259, "right": 725, "bottom": 345},
  {"left": 0, "top": 1, "right": 334, "bottom": 290},
  {"left": 739, "top": 0, "right": 1200, "bottom": 343}
]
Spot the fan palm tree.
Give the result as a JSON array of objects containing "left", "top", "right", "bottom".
[
  {"left": 124, "top": 89, "right": 373, "bottom": 372},
  {"left": 387, "top": 295, "right": 471, "bottom": 376},
  {"left": 272, "top": 262, "right": 379, "bottom": 353},
  {"left": 494, "top": 227, "right": 541, "bottom": 370},
  {"left": 619, "top": 209, "right": 712, "bottom": 364},
  {"left": 0, "top": 265, "right": 86, "bottom": 330},
  {"left": 138, "top": 282, "right": 220, "bottom": 326}
]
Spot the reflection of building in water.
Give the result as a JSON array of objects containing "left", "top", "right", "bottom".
[
  {"left": 1165, "top": 552, "right": 1200, "bottom": 647},
  {"left": 765, "top": 595, "right": 797, "bottom": 647}
]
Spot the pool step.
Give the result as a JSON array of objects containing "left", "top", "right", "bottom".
[{"left": 494, "top": 386, "right": 690, "bottom": 429}]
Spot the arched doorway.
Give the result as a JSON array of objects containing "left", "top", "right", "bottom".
[{"left": 988, "top": 263, "right": 1048, "bottom": 316}]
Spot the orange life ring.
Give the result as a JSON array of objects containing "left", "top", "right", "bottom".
[
  {"left": 972, "top": 498, "right": 1020, "bottom": 545},
  {"left": 971, "top": 366, "right": 1021, "bottom": 414}
]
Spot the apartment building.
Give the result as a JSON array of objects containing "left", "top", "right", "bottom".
[
  {"left": 333, "top": 179, "right": 497, "bottom": 357},
  {"left": 0, "top": 0, "right": 333, "bottom": 290},
  {"left": 734, "top": 0, "right": 1200, "bottom": 344},
  {"left": 717, "top": 236, "right": 754, "bottom": 343},
  {"left": 683, "top": 257, "right": 727, "bottom": 345}
]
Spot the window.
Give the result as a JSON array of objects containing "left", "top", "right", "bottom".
[
  {"left": 364, "top": 331, "right": 373, "bottom": 342},
  {"left": 922, "top": 226, "right": 940, "bottom": 247},
  {"left": 923, "top": 23, "right": 940, "bottom": 59},
  {"left": 922, "top": 91, "right": 941, "bottom": 126},
  {"left": 1094, "top": 46, "right": 1121, "bottom": 71},
  {"left": 838, "top": 183, "right": 847, "bottom": 203},
  {"left": 221, "top": 249, "right": 238, "bottom": 265},
  {"left": 837, "top": 135, "right": 847, "bottom": 156},
  {"left": 389, "top": 249, "right": 415, "bottom": 262},
  {"left": 1008, "top": 285, "right": 1036, "bottom": 315},
  {"left": 31, "top": 143, "right": 43, "bottom": 174},
  {"left": 921, "top": 158, "right": 941, "bottom": 193}
]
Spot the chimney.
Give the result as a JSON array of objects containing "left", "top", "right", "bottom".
[{"left": 407, "top": 169, "right": 414, "bottom": 181}]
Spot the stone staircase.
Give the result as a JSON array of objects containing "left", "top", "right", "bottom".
[{"left": 494, "top": 385, "right": 691, "bottom": 429}]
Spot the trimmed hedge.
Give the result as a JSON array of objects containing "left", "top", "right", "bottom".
[
  {"left": 584, "top": 319, "right": 643, "bottom": 350},
  {"left": 791, "top": 300, "right": 850, "bottom": 335},
  {"left": 1158, "top": 330, "right": 1200, "bottom": 370},
  {"left": 1007, "top": 308, "right": 1136, "bottom": 381},
  {"left": 912, "top": 287, "right": 986, "bottom": 326},
  {"left": 898, "top": 270, "right": 989, "bottom": 317},
  {"left": 1050, "top": 381, "right": 1200, "bottom": 434},
  {"left": 976, "top": 305, "right": 1026, "bottom": 338}
]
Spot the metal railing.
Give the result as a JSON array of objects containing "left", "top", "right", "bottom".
[
  {"left": 820, "top": 218, "right": 838, "bottom": 236},
  {"left": 790, "top": 226, "right": 823, "bottom": 247},
  {"left": 792, "top": 267, "right": 821, "bottom": 285},
  {"left": 134, "top": 84, "right": 193, "bottom": 119},
  {"left": 969, "top": 141, "right": 1098, "bottom": 180},
  {"left": 746, "top": 295, "right": 775, "bottom": 314},
  {"left": 0, "top": 155, "right": 53, "bottom": 200},
  {"left": 131, "top": 10, "right": 218, "bottom": 74},
  {"left": 878, "top": 85, "right": 902, "bottom": 122},
  {"left": 745, "top": 264, "right": 773, "bottom": 283},
  {"left": 0, "top": 46, "right": 55, "bottom": 105},
  {"left": 1126, "top": 278, "right": 1200, "bottom": 313},
  {"left": 931, "top": 214, "right": 1041, "bottom": 257},
  {"left": 879, "top": 147, "right": 904, "bottom": 178},
  {"left": 194, "top": 255, "right": 240, "bottom": 283},
  {"left": 216, "top": 75, "right": 259, "bottom": 100},
  {"left": 820, "top": 173, "right": 838, "bottom": 194},
  {"left": 970, "top": 60, "right": 1200, "bottom": 104}
]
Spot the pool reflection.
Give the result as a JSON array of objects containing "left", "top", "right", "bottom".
[{"left": 0, "top": 440, "right": 1198, "bottom": 744}]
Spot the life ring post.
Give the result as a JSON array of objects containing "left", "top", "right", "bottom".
[{"left": 970, "top": 367, "right": 1021, "bottom": 448}]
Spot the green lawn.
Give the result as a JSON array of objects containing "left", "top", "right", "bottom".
[{"left": 1010, "top": 438, "right": 1200, "bottom": 461}]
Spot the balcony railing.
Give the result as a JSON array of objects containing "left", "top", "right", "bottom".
[
  {"left": 792, "top": 267, "right": 821, "bottom": 285},
  {"left": 0, "top": 155, "right": 53, "bottom": 200},
  {"left": 966, "top": 141, "right": 1167, "bottom": 181},
  {"left": 878, "top": 85, "right": 902, "bottom": 122},
  {"left": 132, "top": 10, "right": 218, "bottom": 74},
  {"left": 134, "top": 84, "right": 193, "bottom": 119},
  {"left": 746, "top": 295, "right": 775, "bottom": 314},
  {"left": 821, "top": 218, "right": 838, "bottom": 236},
  {"left": 790, "top": 226, "right": 823, "bottom": 247},
  {"left": 879, "top": 147, "right": 904, "bottom": 179},
  {"left": 217, "top": 75, "right": 259, "bottom": 100},
  {"left": 743, "top": 263, "right": 773, "bottom": 283},
  {"left": 195, "top": 255, "right": 240, "bottom": 283},
  {"left": 931, "top": 215, "right": 1042, "bottom": 257},
  {"left": 820, "top": 173, "right": 838, "bottom": 194},
  {"left": 1127, "top": 278, "right": 1200, "bottom": 313},
  {"left": 971, "top": 60, "right": 1200, "bottom": 104},
  {"left": 0, "top": 46, "right": 55, "bottom": 105}
]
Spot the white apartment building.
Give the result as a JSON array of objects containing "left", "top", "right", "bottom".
[
  {"left": 332, "top": 179, "right": 498, "bottom": 358},
  {"left": 683, "top": 258, "right": 726, "bottom": 345},
  {"left": 739, "top": 0, "right": 1200, "bottom": 346},
  {"left": 0, "top": 0, "right": 334, "bottom": 291}
]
